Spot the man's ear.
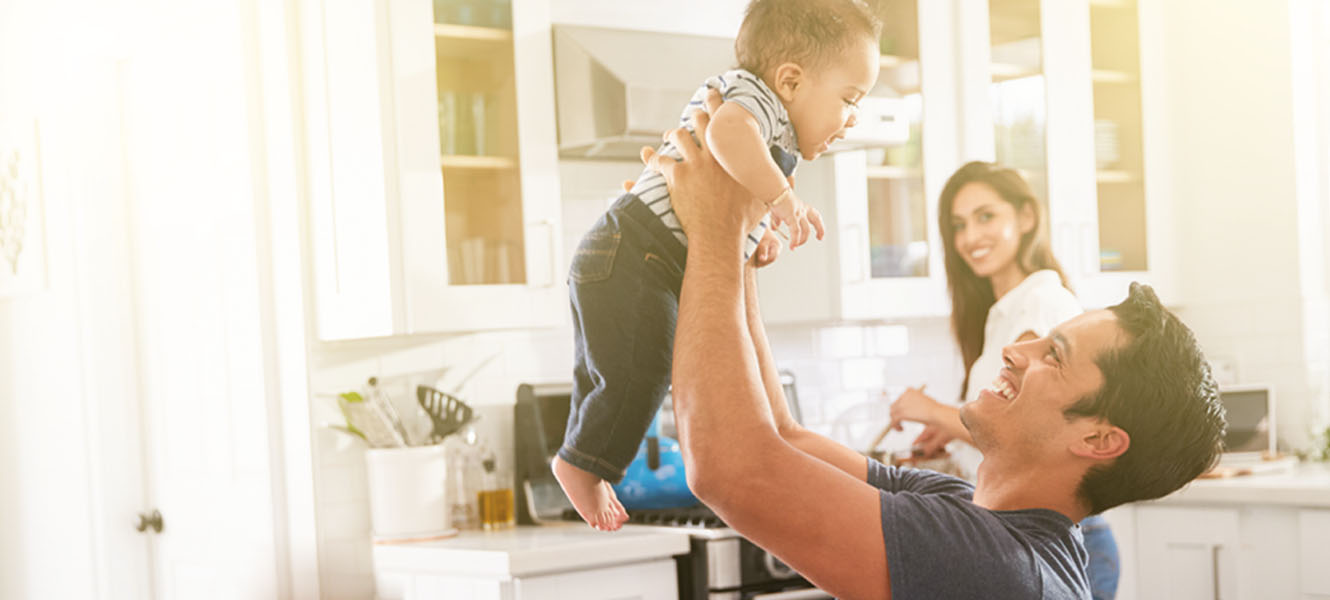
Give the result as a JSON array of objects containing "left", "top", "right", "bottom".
[
  {"left": 772, "top": 62, "right": 805, "bottom": 103},
  {"left": 1070, "top": 422, "right": 1130, "bottom": 461}
]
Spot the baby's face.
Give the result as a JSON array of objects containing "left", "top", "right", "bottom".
[{"left": 786, "top": 37, "right": 880, "bottom": 160}]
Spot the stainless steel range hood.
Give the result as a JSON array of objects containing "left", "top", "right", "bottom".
[
  {"left": 552, "top": 25, "right": 910, "bottom": 160},
  {"left": 553, "top": 25, "right": 735, "bottom": 159}
]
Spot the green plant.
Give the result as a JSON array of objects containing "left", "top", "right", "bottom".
[{"left": 1299, "top": 425, "right": 1330, "bottom": 462}]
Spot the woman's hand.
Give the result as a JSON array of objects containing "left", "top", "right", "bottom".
[
  {"left": 910, "top": 425, "right": 953, "bottom": 458},
  {"left": 887, "top": 385, "right": 942, "bottom": 431}
]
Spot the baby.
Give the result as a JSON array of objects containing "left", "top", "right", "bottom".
[{"left": 554, "top": 0, "right": 882, "bottom": 530}]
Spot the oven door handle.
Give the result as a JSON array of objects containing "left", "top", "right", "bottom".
[{"left": 749, "top": 589, "right": 834, "bottom": 600}]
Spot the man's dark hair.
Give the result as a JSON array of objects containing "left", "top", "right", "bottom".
[
  {"left": 735, "top": 0, "right": 882, "bottom": 78},
  {"left": 1065, "top": 282, "right": 1227, "bottom": 514}
]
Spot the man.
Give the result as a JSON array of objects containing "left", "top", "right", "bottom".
[{"left": 647, "top": 90, "right": 1226, "bottom": 599}]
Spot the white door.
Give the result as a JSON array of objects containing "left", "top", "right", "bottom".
[
  {"left": 3, "top": 1, "right": 313, "bottom": 598},
  {"left": 114, "top": 3, "right": 283, "bottom": 598}
]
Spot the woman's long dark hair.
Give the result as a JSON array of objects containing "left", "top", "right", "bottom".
[{"left": 938, "top": 161, "right": 1070, "bottom": 400}]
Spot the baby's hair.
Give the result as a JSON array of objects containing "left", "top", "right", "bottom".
[{"left": 735, "top": 0, "right": 882, "bottom": 79}]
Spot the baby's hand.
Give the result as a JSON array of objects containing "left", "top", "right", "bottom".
[{"left": 767, "top": 189, "right": 825, "bottom": 249}]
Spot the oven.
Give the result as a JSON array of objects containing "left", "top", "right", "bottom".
[{"left": 515, "top": 382, "right": 830, "bottom": 599}]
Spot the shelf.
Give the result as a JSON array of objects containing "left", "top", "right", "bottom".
[
  {"left": 879, "top": 54, "right": 906, "bottom": 69},
  {"left": 434, "top": 23, "right": 512, "bottom": 58},
  {"left": 866, "top": 165, "right": 922, "bottom": 180},
  {"left": 877, "top": 55, "right": 921, "bottom": 95},
  {"left": 441, "top": 155, "right": 516, "bottom": 170},
  {"left": 1096, "top": 169, "right": 1138, "bottom": 183},
  {"left": 991, "top": 62, "right": 1040, "bottom": 83},
  {"left": 1092, "top": 69, "right": 1134, "bottom": 84}
]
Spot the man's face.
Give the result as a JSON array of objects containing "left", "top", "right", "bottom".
[{"left": 960, "top": 310, "right": 1128, "bottom": 459}]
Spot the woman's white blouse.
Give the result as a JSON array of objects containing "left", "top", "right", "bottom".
[{"left": 950, "top": 269, "right": 1083, "bottom": 478}]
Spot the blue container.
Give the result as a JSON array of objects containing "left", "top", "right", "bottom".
[{"left": 611, "top": 413, "right": 698, "bottom": 510}]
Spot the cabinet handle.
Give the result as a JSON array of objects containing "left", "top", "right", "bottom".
[
  {"left": 1082, "top": 224, "right": 1097, "bottom": 275},
  {"left": 544, "top": 221, "right": 557, "bottom": 288},
  {"left": 844, "top": 224, "right": 866, "bottom": 283},
  {"left": 1211, "top": 544, "right": 1221, "bottom": 600},
  {"left": 527, "top": 220, "right": 557, "bottom": 288}
]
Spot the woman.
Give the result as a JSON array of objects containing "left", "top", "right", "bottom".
[{"left": 887, "top": 161, "right": 1120, "bottom": 599}]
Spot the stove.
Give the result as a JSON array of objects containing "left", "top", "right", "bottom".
[{"left": 516, "top": 383, "right": 829, "bottom": 599}]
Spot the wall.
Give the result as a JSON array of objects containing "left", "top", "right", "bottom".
[
  {"left": 1156, "top": 0, "right": 1330, "bottom": 450},
  {"left": 0, "top": 3, "right": 134, "bottom": 599}
]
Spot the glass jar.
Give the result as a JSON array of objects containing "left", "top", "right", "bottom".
[{"left": 477, "top": 453, "right": 514, "bottom": 530}]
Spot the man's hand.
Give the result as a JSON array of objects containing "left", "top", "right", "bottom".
[
  {"left": 641, "top": 90, "right": 766, "bottom": 242},
  {"left": 750, "top": 230, "right": 782, "bottom": 268}
]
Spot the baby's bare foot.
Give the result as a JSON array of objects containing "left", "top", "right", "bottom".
[{"left": 552, "top": 455, "right": 628, "bottom": 531}]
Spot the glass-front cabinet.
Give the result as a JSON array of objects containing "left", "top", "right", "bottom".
[
  {"left": 981, "top": 0, "right": 1172, "bottom": 307},
  {"left": 759, "top": 0, "right": 956, "bottom": 322},
  {"left": 761, "top": 0, "right": 1173, "bottom": 321},
  {"left": 304, "top": 0, "right": 562, "bottom": 339},
  {"left": 397, "top": 0, "right": 563, "bottom": 333}
]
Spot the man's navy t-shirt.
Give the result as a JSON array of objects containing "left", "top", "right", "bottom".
[{"left": 867, "top": 460, "right": 1091, "bottom": 599}]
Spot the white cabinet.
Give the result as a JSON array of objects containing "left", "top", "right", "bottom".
[
  {"left": 1124, "top": 504, "right": 1330, "bottom": 600},
  {"left": 303, "top": 0, "right": 564, "bottom": 340},
  {"left": 385, "top": 558, "right": 679, "bottom": 600},
  {"left": 762, "top": 0, "right": 1178, "bottom": 321},
  {"left": 977, "top": 0, "right": 1177, "bottom": 308},
  {"left": 758, "top": 0, "right": 958, "bottom": 322},
  {"left": 372, "top": 525, "right": 689, "bottom": 600},
  {"left": 1134, "top": 506, "right": 1243, "bottom": 600}
]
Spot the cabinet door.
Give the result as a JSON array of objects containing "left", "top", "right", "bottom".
[
  {"left": 304, "top": 0, "right": 398, "bottom": 340},
  {"left": 844, "top": 0, "right": 952, "bottom": 320},
  {"left": 1301, "top": 509, "right": 1330, "bottom": 596},
  {"left": 391, "top": 0, "right": 563, "bottom": 333},
  {"left": 1135, "top": 506, "right": 1241, "bottom": 600},
  {"left": 1074, "top": 0, "right": 1177, "bottom": 307},
  {"left": 979, "top": 0, "right": 1175, "bottom": 309},
  {"left": 757, "top": 0, "right": 954, "bottom": 322}
]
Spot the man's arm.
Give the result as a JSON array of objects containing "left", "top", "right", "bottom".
[
  {"left": 743, "top": 263, "right": 870, "bottom": 480},
  {"left": 656, "top": 104, "right": 890, "bottom": 600}
]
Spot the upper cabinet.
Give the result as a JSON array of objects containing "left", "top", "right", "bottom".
[
  {"left": 761, "top": 0, "right": 1175, "bottom": 322},
  {"left": 980, "top": 0, "right": 1174, "bottom": 308},
  {"left": 303, "top": 0, "right": 563, "bottom": 340},
  {"left": 758, "top": 0, "right": 958, "bottom": 322}
]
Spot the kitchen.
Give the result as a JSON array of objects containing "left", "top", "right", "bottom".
[{"left": 1, "top": 0, "right": 1329, "bottom": 599}]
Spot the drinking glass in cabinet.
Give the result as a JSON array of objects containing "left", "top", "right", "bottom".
[
  {"left": 438, "top": 91, "right": 494, "bottom": 156},
  {"left": 867, "top": 177, "right": 929, "bottom": 278},
  {"left": 433, "top": 0, "right": 511, "bottom": 29}
]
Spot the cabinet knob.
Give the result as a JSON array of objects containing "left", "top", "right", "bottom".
[{"left": 136, "top": 509, "right": 164, "bottom": 534}]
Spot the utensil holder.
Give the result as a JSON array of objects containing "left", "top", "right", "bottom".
[{"left": 365, "top": 445, "right": 452, "bottom": 542}]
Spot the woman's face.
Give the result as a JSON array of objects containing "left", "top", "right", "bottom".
[{"left": 949, "top": 182, "right": 1033, "bottom": 279}]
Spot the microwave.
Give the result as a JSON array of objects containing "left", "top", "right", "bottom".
[{"left": 1219, "top": 383, "right": 1276, "bottom": 459}]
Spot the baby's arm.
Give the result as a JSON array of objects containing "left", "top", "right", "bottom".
[
  {"left": 704, "top": 101, "right": 822, "bottom": 248},
  {"left": 705, "top": 101, "right": 790, "bottom": 206}
]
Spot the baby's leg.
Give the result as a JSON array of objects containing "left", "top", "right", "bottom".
[
  {"left": 561, "top": 197, "right": 686, "bottom": 531},
  {"left": 551, "top": 455, "right": 628, "bottom": 531}
]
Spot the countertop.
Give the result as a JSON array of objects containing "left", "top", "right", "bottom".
[
  {"left": 372, "top": 522, "right": 691, "bottom": 579},
  {"left": 1152, "top": 461, "right": 1330, "bottom": 507}
]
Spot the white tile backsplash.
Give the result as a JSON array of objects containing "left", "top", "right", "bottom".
[
  {"left": 870, "top": 325, "right": 910, "bottom": 357},
  {"left": 840, "top": 357, "right": 887, "bottom": 390},
  {"left": 818, "top": 326, "right": 866, "bottom": 358}
]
